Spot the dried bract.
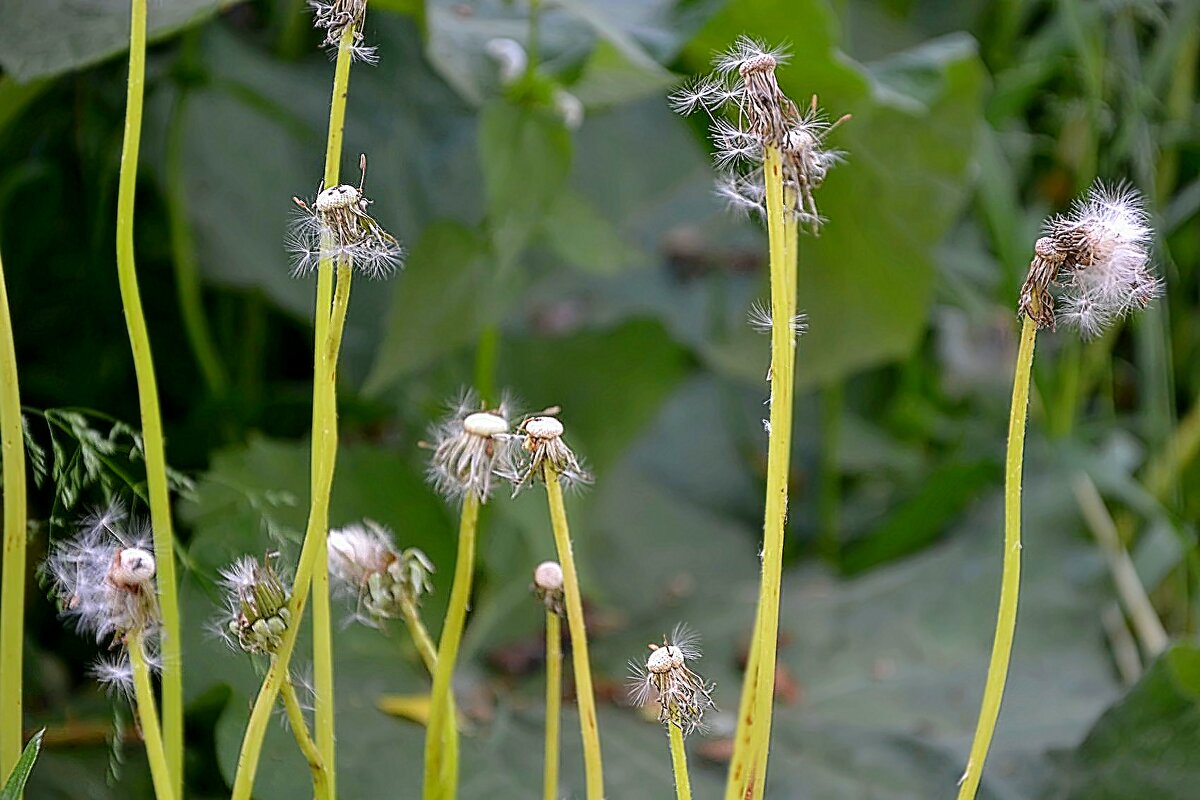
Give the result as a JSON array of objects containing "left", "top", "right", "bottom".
[
  {"left": 627, "top": 624, "right": 716, "bottom": 735},
  {"left": 290, "top": 154, "right": 404, "bottom": 278},
  {"left": 426, "top": 392, "right": 519, "bottom": 503},
  {"left": 308, "top": 0, "right": 377, "bottom": 63},
  {"left": 328, "top": 520, "right": 435, "bottom": 624},
  {"left": 219, "top": 554, "right": 293, "bottom": 655},
  {"left": 1019, "top": 182, "right": 1160, "bottom": 338}
]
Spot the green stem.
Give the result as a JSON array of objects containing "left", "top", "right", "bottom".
[
  {"left": 725, "top": 144, "right": 797, "bottom": 800},
  {"left": 281, "top": 671, "right": 331, "bottom": 800},
  {"left": 423, "top": 494, "right": 478, "bottom": 800},
  {"left": 228, "top": 24, "right": 357, "bottom": 800},
  {"left": 543, "top": 465, "right": 604, "bottom": 799},
  {"left": 668, "top": 719, "right": 692, "bottom": 800},
  {"left": 116, "top": 1, "right": 183, "bottom": 791},
  {"left": 543, "top": 610, "right": 561, "bottom": 800},
  {"left": 400, "top": 595, "right": 439, "bottom": 675},
  {"left": 0, "top": 246, "right": 27, "bottom": 781},
  {"left": 166, "top": 90, "right": 229, "bottom": 397},
  {"left": 129, "top": 630, "right": 176, "bottom": 800},
  {"left": 956, "top": 314, "right": 1037, "bottom": 800}
]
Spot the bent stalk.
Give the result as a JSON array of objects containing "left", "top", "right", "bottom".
[
  {"left": 282, "top": 672, "right": 331, "bottom": 800},
  {"left": 129, "top": 631, "right": 176, "bottom": 800}
]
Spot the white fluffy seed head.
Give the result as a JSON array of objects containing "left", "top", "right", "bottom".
[
  {"left": 647, "top": 645, "right": 685, "bottom": 674},
  {"left": 463, "top": 411, "right": 508, "bottom": 437},
  {"left": 314, "top": 184, "right": 361, "bottom": 212},
  {"left": 533, "top": 561, "right": 564, "bottom": 592},
  {"left": 523, "top": 416, "right": 564, "bottom": 440},
  {"left": 110, "top": 547, "right": 156, "bottom": 588}
]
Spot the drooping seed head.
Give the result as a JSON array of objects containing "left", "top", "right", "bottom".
[
  {"left": 314, "top": 184, "right": 362, "bottom": 212},
  {"left": 627, "top": 624, "right": 715, "bottom": 735},
  {"left": 328, "top": 520, "right": 434, "bottom": 625}
]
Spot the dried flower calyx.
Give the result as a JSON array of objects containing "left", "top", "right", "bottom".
[
  {"left": 328, "top": 520, "right": 434, "bottom": 624},
  {"left": 308, "top": 0, "right": 377, "bottom": 63},
  {"left": 532, "top": 560, "right": 565, "bottom": 616},
  {"left": 220, "top": 554, "right": 293, "bottom": 655},
  {"left": 1019, "top": 182, "right": 1161, "bottom": 338},
  {"left": 426, "top": 392, "right": 519, "bottom": 503},
  {"left": 671, "top": 36, "right": 848, "bottom": 232},
  {"left": 290, "top": 153, "right": 404, "bottom": 278},
  {"left": 628, "top": 624, "right": 716, "bottom": 735}
]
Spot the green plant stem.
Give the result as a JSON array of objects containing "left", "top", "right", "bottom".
[
  {"left": 401, "top": 596, "right": 439, "bottom": 675},
  {"left": 227, "top": 25, "right": 356, "bottom": 800},
  {"left": 0, "top": 247, "right": 27, "bottom": 781},
  {"left": 281, "top": 671, "right": 331, "bottom": 800},
  {"left": 543, "top": 465, "right": 604, "bottom": 799},
  {"left": 423, "top": 494, "right": 478, "bottom": 800},
  {"left": 166, "top": 90, "right": 229, "bottom": 397},
  {"left": 956, "top": 313, "right": 1037, "bottom": 800},
  {"left": 116, "top": 1, "right": 183, "bottom": 791},
  {"left": 543, "top": 610, "right": 561, "bottom": 800},
  {"left": 725, "top": 145, "right": 797, "bottom": 800},
  {"left": 668, "top": 719, "right": 692, "bottom": 800},
  {"left": 129, "top": 630, "right": 175, "bottom": 800}
]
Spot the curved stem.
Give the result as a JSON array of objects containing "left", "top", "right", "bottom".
[
  {"left": 0, "top": 247, "right": 27, "bottom": 780},
  {"left": 400, "top": 596, "right": 439, "bottom": 675},
  {"left": 543, "top": 611, "right": 561, "bottom": 800},
  {"left": 129, "top": 630, "right": 176, "bottom": 800},
  {"left": 956, "top": 314, "right": 1036, "bottom": 800},
  {"left": 725, "top": 145, "right": 797, "bottom": 800},
  {"left": 228, "top": 24, "right": 357, "bottom": 800},
  {"left": 116, "top": 2, "right": 183, "bottom": 791},
  {"left": 423, "top": 494, "right": 477, "bottom": 800},
  {"left": 543, "top": 466, "right": 604, "bottom": 799},
  {"left": 282, "top": 671, "right": 331, "bottom": 800},
  {"left": 668, "top": 719, "right": 692, "bottom": 800}
]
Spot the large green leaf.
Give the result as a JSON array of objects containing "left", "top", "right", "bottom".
[
  {"left": 0, "top": 0, "right": 239, "bottom": 82},
  {"left": 0, "top": 729, "right": 43, "bottom": 800}
]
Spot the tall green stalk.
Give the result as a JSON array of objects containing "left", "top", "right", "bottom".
[
  {"left": 543, "top": 465, "right": 604, "bottom": 799},
  {"left": 0, "top": 247, "right": 27, "bottom": 782},
  {"left": 956, "top": 313, "right": 1037, "bottom": 800},
  {"left": 227, "top": 26, "right": 356, "bottom": 800},
  {"left": 129, "top": 630, "right": 176, "bottom": 800},
  {"left": 115, "top": 1, "right": 184, "bottom": 791},
  {"left": 423, "top": 494, "right": 477, "bottom": 800},
  {"left": 668, "top": 719, "right": 692, "bottom": 800},
  {"left": 725, "top": 146, "right": 798, "bottom": 800},
  {"left": 542, "top": 610, "right": 562, "bottom": 800},
  {"left": 282, "top": 672, "right": 331, "bottom": 800}
]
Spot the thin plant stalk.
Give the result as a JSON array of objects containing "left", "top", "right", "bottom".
[
  {"left": 543, "top": 465, "right": 604, "bottom": 799},
  {"left": 725, "top": 146, "right": 798, "bottom": 800},
  {"left": 0, "top": 246, "right": 27, "bottom": 780},
  {"left": 115, "top": 1, "right": 183, "bottom": 790},
  {"left": 543, "top": 610, "right": 562, "bottom": 800},
  {"left": 282, "top": 672, "right": 331, "bottom": 800},
  {"left": 227, "top": 25, "right": 356, "bottom": 800},
  {"left": 423, "top": 494, "right": 477, "bottom": 800},
  {"left": 668, "top": 718, "right": 692, "bottom": 800},
  {"left": 956, "top": 313, "right": 1036, "bottom": 800},
  {"left": 401, "top": 595, "right": 439, "bottom": 674},
  {"left": 128, "top": 631, "right": 176, "bottom": 800}
]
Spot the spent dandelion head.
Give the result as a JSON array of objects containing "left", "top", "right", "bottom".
[
  {"left": 627, "top": 623, "right": 716, "bottom": 735},
  {"left": 46, "top": 503, "right": 161, "bottom": 647},
  {"left": 328, "top": 520, "right": 435, "bottom": 624},
  {"left": 1019, "top": 181, "right": 1159, "bottom": 338},
  {"left": 308, "top": 0, "right": 377, "bottom": 63},
  {"left": 290, "top": 153, "right": 405, "bottom": 278},
  {"left": 507, "top": 411, "right": 592, "bottom": 494},
  {"left": 531, "top": 560, "right": 565, "bottom": 616},
  {"left": 426, "top": 392, "right": 519, "bottom": 504},
  {"left": 672, "top": 37, "right": 848, "bottom": 233},
  {"left": 218, "top": 554, "right": 293, "bottom": 655}
]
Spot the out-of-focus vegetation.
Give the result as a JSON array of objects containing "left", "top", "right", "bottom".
[{"left": 0, "top": 0, "right": 1197, "bottom": 797}]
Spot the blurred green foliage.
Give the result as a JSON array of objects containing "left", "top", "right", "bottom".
[{"left": 0, "top": 0, "right": 1197, "bottom": 797}]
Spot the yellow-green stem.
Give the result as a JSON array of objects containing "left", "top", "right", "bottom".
[
  {"left": 116, "top": 1, "right": 183, "bottom": 791},
  {"left": 129, "top": 630, "right": 176, "bottom": 800},
  {"left": 282, "top": 671, "right": 331, "bottom": 800},
  {"left": 0, "top": 246, "right": 27, "bottom": 781},
  {"left": 227, "top": 24, "right": 356, "bottom": 800},
  {"left": 956, "top": 313, "right": 1037, "bottom": 800},
  {"left": 668, "top": 719, "right": 692, "bottom": 800},
  {"left": 543, "top": 466, "right": 604, "bottom": 799},
  {"left": 424, "top": 494, "right": 478, "bottom": 800},
  {"left": 725, "top": 145, "right": 797, "bottom": 800},
  {"left": 543, "top": 610, "right": 562, "bottom": 800},
  {"left": 401, "top": 595, "right": 440, "bottom": 675}
]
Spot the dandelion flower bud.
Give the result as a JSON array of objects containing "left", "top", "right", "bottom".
[
  {"left": 46, "top": 503, "right": 162, "bottom": 646},
  {"left": 328, "top": 520, "right": 434, "bottom": 624},
  {"left": 627, "top": 624, "right": 716, "bottom": 736},
  {"left": 532, "top": 560, "right": 565, "bottom": 616},
  {"left": 289, "top": 153, "right": 405, "bottom": 278},
  {"left": 219, "top": 554, "right": 293, "bottom": 655},
  {"left": 426, "top": 392, "right": 519, "bottom": 503},
  {"left": 507, "top": 412, "right": 592, "bottom": 494},
  {"left": 1019, "top": 181, "right": 1160, "bottom": 338}
]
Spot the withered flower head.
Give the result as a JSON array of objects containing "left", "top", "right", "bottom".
[
  {"left": 218, "top": 554, "right": 293, "bottom": 655},
  {"left": 627, "top": 624, "right": 716, "bottom": 735},
  {"left": 328, "top": 520, "right": 434, "bottom": 625},
  {"left": 426, "top": 392, "right": 519, "bottom": 503},
  {"left": 506, "top": 413, "right": 592, "bottom": 494}
]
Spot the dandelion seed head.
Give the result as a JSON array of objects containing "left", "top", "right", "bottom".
[
  {"left": 533, "top": 560, "right": 564, "bottom": 593},
  {"left": 109, "top": 547, "right": 156, "bottom": 589},
  {"left": 328, "top": 520, "right": 434, "bottom": 624},
  {"left": 627, "top": 623, "right": 715, "bottom": 735},
  {"left": 427, "top": 392, "right": 518, "bottom": 503},
  {"left": 506, "top": 412, "right": 592, "bottom": 495},
  {"left": 314, "top": 184, "right": 361, "bottom": 213}
]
